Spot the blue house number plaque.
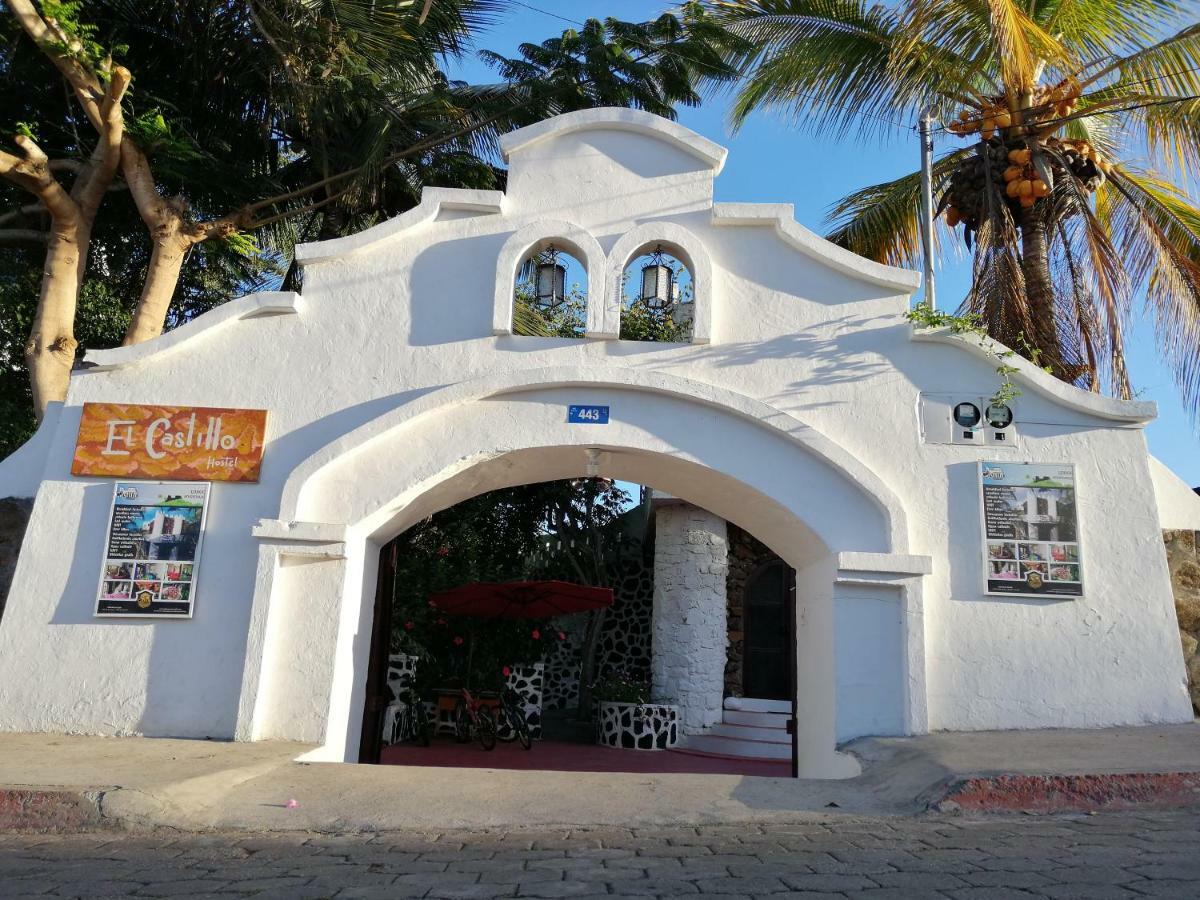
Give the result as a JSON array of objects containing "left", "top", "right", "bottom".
[{"left": 568, "top": 405, "right": 609, "bottom": 424}]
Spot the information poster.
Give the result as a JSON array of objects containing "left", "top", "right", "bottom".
[
  {"left": 979, "top": 462, "right": 1082, "bottom": 598},
  {"left": 95, "top": 481, "right": 210, "bottom": 618}
]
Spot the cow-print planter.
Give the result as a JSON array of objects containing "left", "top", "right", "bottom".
[
  {"left": 596, "top": 701, "right": 679, "bottom": 750},
  {"left": 500, "top": 663, "right": 544, "bottom": 741}
]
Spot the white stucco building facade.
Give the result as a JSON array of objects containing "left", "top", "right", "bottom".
[{"left": 0, "top": 108, "right": 1193, "bottom": 779}]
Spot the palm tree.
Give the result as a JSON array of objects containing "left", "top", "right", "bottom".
[{"left": 709, "top": 0, "right": 1200, "bottom": 412}]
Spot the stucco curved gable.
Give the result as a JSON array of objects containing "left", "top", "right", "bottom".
[
  {"left": 712, "top": 202, "right": 921, "bottom": 294},
  {"left": 500, "top": 107, "right": 728, "bottom": 173},
  {"left": 82, "top": 292, "right": 302, "bottom": 371},
  {"left": 911, "top": 325, "right": 1158, "bottom": 423},
  {"left": 293, "top": 187, "right": 503, "bottom": 265}
]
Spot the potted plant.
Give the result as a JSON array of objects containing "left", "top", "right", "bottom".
[{"left": 592, "top": 672, "right": 679, "bottom": 751}]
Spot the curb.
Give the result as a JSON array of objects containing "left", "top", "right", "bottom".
[
  {"left": 0, "top": 787, "right": 106, "bottom": 832},
  {"left": 933, "top": 771, "right": 1200, "bottom": 814}
]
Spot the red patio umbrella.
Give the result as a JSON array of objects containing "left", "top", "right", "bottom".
[{"left": 429, "top": 580, "right": 613, "bottom": 619}]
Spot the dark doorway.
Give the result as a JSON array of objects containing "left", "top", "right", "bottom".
[
  {"left": 743, "top": 560, "right": 792, "bottom": 701},
  {"left": 358, "top": 543, "right": 398, "bottom": 763}
]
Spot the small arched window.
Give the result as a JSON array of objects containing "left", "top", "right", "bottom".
[
  {"left": 494, "top": 222, "right": 608, "bottom": 339},
  {"left": 513, "top": 244, "right": 588, "bottom": 338},
  {"left": 619, "top": 245, "right": 694, "bottom": 342}
]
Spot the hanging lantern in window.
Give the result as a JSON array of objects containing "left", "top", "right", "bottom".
[
  {"left": 535, "top": 245, "right": 567, "bottom": 310},
  {"left": 639, "top": 246, "right": 674, "bottom": 310}
]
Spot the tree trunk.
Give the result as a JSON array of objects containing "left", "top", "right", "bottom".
[
  {"left": 123, "top": 232, "right": 190, "bottom": 345},
  {"left": 1019, "top": 206, "right": 1065, "bottom": 373},
  {"left": 24, "top": 217, "right": 86, "bottom": 419}
]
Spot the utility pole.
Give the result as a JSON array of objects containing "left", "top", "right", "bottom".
[{"left": 918, "top": 107, "right": 938, "bottom": 310}]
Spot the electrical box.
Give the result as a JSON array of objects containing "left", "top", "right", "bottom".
[{"left": 919, "top": 393, "right": 1019, "bottom": 448}]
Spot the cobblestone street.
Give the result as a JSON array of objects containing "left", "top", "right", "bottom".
[{"left": 2, "top": 811, "right": 1199, "bottom": 899}]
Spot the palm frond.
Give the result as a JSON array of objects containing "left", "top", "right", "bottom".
[
  {"left": 1100, "top": 166, "right": 1200, "bottom": 415},
  {"left": 824, "top": 148, "right": 971, "bottom": 266}
]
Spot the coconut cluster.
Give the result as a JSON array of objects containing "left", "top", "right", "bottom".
[{"left": 941, "top": 80, "right": 1113, "bottom": 231}]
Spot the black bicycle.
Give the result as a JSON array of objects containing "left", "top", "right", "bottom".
[
  {"left": 389, "top": 689, "right": 430, "bottom": 747},
  {"left": 496, "top": 687, "right": 532, "bottom": 750}
]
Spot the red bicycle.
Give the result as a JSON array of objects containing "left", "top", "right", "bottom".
[{"left": 452, "top": 688, "right": 497, "bottom": 751}]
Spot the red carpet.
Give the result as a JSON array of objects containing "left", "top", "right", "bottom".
[{"left": 379, "top": 737, "right": 791, "bottom": 777}]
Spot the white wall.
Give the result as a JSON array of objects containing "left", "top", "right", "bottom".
[
  {"left": 0, "top": 109, "right": 1191, "bottom": 773},
  {"left": 834, "top": 587, "right": 906, "bottom": 741},
  {"left": 1150, "top": 455, "right": 1200, "bottom": 530}
]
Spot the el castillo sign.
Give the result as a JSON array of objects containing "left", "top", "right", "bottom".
[{"left": 71, "top": 403, "right": 268, "bottom": 482}]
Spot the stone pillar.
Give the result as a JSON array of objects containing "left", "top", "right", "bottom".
[
  {"left": 1164, "top": 529, "right": 1200, "bottom": 714},
  {"left": 651, "top": 502, "right": 728, "bottom": 733}
]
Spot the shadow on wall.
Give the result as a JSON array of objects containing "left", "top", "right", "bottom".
[
  {"left": 0, "top": 497, "right": 33, "bottom": 623},
  {"left": 408, "top": 232, "right": 508, "bottom": 346},
  {"left": 596, "top": 315, "right": 902, "bottom": 413}
]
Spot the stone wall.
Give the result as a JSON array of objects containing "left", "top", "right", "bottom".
[
  {"left": 542, "top": 551, "right": 655, "bottom": 712},
  {"left": 0, "top": 498, "right": 33, "bottom": 623},
  {"left": 724, "top": 524, "right": 782, "bottom": 698},
  {"left": 651, "top": 503, "right": 728, "bottom": 732},
  {"left": 1164, "top": 529, "right": 1200, "bottom": 714}
]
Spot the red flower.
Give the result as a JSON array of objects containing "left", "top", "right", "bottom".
[
  {"left": 436, "top": 546, "right": 450, "bottom": 557},
  {"left": 502, "top": 666, "right": 511, "bottom": 677},
  {"left": 530, "top": 629, "right": 541, "bottom": 640},
  {"left": 435, "top": 617, "right": 447, "bottom": 626},
  {"left": 427, "top": 599, "right": 437, "bottom": 607},
  {"left": 404, "top": 621, "right": 415, "bottom": 631},
  {"left": 557, "top": 631, "right": 566, "bottom": 641},
  {"left": 453, "top": 636, "right": 464, "bottom": 646}
]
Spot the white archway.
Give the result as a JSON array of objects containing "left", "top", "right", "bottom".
[{"left": 241, "top": 370, "right": 927, "bottom": 778}]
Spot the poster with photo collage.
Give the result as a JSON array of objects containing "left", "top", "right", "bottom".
[
  {"left": 95, "top": 481, "right": 209, "bottom": 617},
  {"left": 979, "top": 462, "right": 1082, "bottom": 598}
]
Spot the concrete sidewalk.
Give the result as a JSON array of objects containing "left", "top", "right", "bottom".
[{"left": 1, "top": 723, "right": 1198, "bottom": 832}]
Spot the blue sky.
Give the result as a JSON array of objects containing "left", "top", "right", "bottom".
[{"left": 446, "top": 1, "right": 1200, "bottom": 486}]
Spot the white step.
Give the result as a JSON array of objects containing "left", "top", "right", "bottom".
[
  {"left": 708, "top": 722, "right": 790, "bottom": 744},
  {"left": 722, "top": 709, "right": 790, "bottom": 729},
  {"left": 679, "top": 733, "right": 792, "bottom": 760},
  {"left": 723, "top": 696, "right": 791, "bottom": 714}
]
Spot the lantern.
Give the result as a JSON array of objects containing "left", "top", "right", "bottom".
[
  {"left": 535, "top": 245, "right": 567, "bottom": 309},
  {"left": 639, "top": 246, "right": 674, "bottom": 310}
]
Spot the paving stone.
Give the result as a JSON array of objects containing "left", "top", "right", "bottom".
[
  {"left": 868, "top": 871, "right": 971, "bottom": 890},
  {"left": 781, "top": 873, "right": 879, "bottom": 892},
  {"left": 948, "top": 889, "right": 1041, "bottom": 900},
  {"left": 0, "top": 812, "right": 1196, "bottom": 900},
  {"left": 1126, "top": 879, "right": 1200, "bottom": 897},
  {"left": 511, "top": 881, "right": 608, "bottom": 898},
  {"left": 607, "top": 879, "right": 704, "bottom": 895},
  {"left": 690, "top": 874, "right": 789, "bottom": 893}
]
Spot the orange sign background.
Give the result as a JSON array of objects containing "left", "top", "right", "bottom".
[{"left": 72, "top": 404, "right": 268, "bottom": 482}]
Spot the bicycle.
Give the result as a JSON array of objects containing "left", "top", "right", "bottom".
[
  {"left": 453, "top": 688, "right": 497, "bottom": 751},
  {"left": 496, "top": 687, "right": 532, "bottom": 750},
  {"left": 386, "top": 689, "right": 430, "bottom": 747}
]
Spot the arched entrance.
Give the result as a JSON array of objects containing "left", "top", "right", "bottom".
[{"left": 237, "top": 369, "right": 929, "bottom": 779}]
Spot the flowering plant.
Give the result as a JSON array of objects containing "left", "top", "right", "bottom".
[{"left": 591, "top": 671, "right": 652, "bottom": 705}]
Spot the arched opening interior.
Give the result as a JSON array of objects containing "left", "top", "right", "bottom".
[
  {"left": 618, "top": 244, "right": 694, "bottom": 342},
  {"left": 358, "top": 472, "right": 804, "bottom": 778},
  {"left": 514, "top": 244, "right": 589, "bottom": 338}
]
